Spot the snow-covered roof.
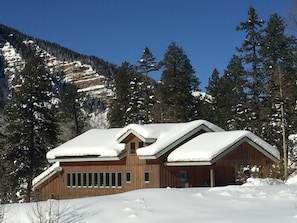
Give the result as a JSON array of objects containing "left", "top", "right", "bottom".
[
  {"left": 132, "top": 120, "right": 224, "bottom": 158},
  {"left": 167, "top": 130, "right": 280, "bottom": 164},
  {"left": 117, "top": 120, "right": 223, "bottom": 144},
  {"left": 32, "top": 162, "right": 61, "bottom": 188},
  {"left": 47, "top": 128, "right": 125, "bottom": 162}
]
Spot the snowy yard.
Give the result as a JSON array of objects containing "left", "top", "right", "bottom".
[{"left": 2, "top": 177, "right": 297, "bottom": 223}]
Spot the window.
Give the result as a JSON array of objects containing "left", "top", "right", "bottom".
[
  {"left": 144, "top": 171, "right": 150, "bottom": 183},
  {"left": 66, "top": 171, "right": 122, "bottom": 188},
  {"left": 83, "top": 173, "right": 87, "bottom": 187},
  {"left": 111, "top": 172, "right": 116, "bottom": 187},
  {"left": 94, "top": 173, "right": 99, "bottom": 187},
  {"left": 99, "top": 172, "right": 104, "bottom": 187},
  {"left": 105, "top": 173, "right": 110, "bottom": 187},
  {"left": 77, "top": 173, "right": 82, "bottom": 187},
  {"left": 126, "top": 172, "right": 131, "bottom": 183},
  {"left": 130, "top": 142, "right": 136, "bottom": 154},
  {"left": 66, "top": 173, "right": 71, "bottom": 187},
  {"left": 138, "top": 141, "right": 144, "bottom": 148},
  {"left": 72, "top": 173, "right": 76, "bottom": 186},
  {"left": 88, "top": 173, "right": 93, "bottom": 187},
  {"left": 118, "top": 172, "right": 122, "bottom": 187}
]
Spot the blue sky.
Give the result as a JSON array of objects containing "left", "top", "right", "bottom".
[{"left": 0, "top": 0, "right": 293, "bottom": 90}]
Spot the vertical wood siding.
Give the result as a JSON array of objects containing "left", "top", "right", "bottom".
[{"left": 36, "top": 135, "right": 277, "bottom": 200}]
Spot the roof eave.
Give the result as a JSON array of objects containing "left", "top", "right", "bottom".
[
  {"left": 165, "top": 161, "right": 213, "bottom": 166},
  {"left": 32, "top": 162, "right": 62, "bottom": 189},
  {"left": 48, "top": 152, "right": 127, "bottom": 163}
]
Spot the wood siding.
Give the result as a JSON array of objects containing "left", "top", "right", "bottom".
[
  {"left": 36, "top": 135, "right": 161, "bottom": 200},
  {"left": 36, "top": 132, "right": 277, "bottom": 200}
]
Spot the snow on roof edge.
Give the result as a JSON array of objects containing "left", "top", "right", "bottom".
[
  {"left": 167, "top": 130, "right": 280, "bottom": 163},
  {"left": 46, "top": 128, "right": 125, "bottom": 160},
  {"left": 32, "top": 162, "right": 61, "bottom": 189},
  {"left": 136, "top": 120, "right": 225, "bottom": 157}
]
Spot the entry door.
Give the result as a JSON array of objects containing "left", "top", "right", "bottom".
[{"left": 179, "top": 171, "right": 188, "bottom": 188}]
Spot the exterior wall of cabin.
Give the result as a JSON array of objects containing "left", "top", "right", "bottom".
[
  {"left": 35, "top": 132, "right": 278, "bottom": 200},
  {"left": 124, "top": 135, "right": 161, "bottom": 191},
  {"left": 160, "top": 166, "right": 212, "bottom": 187},
  {"left": 161, "top": 142, "right": 276, "bottom": 188},
  {"left": 35, "top": 174, "right": 61, "bottom": 200},
  {"left": 36, "top": 135, "right": 161, "bottom": 200},
  {"left": 216, "top": 142, "right": 274, "bottom": 185}
]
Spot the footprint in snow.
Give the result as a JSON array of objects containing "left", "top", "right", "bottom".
[
  {"left": 195, "top": 192, "right": 204, "bottom": 197},
  {"left": 128, "top": 213, "right": 137, "bottom": 218},
  {"left": 123, "top": 207, "right": 132, "bottom": 212},
  {"left": 219, "top": 191, "right": 232, "bottom": 197}
]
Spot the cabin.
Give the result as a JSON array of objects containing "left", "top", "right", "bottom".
[{"left": 33, "top": 120, "right": 280, "bottom": 200}]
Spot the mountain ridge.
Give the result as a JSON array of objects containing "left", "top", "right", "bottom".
[{"left": 0, "top": 23, "right": 118, "bottom": 128}]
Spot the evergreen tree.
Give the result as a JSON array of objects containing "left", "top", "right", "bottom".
[
  {"left": 236, "top": 6, "right": 265, "bottom": 135},
  {"left": 260, "top": 14, "right": 296, "bottom": 141},
  {"left": 259, "top": 14, "right": 297, "bottom": 178},
  {"left": 0, "top": 89, "right": 4, "bottom": 109},
  {"left": 137, "top": 46, "right": 159, "bottom": 77},
  {"left": 205, "top": 62, "right": 247, "bottom": 130},
  {"left": 222, "top": 55, "right": 247, "bottom": 130},
  {"left": 205, "top": 68, "right": 221, "bottom": 125},
  {"left": 59, "top": 82, "right": 86, "bottom": 139},
  {"left": 137, "top": 47, "right": 158, "bottom": 123},
  {"left": 108, "top": 62, "right": 133, "bottom": 127},
  {"left": 156, "top": 42, "right": 199, "bottom": 122},
  {"left": 125, "top": 71, "right": 147, "bottom": 124},
  {"left": 109, "top": 62, "right": 153, "bottom": 126},
  {"left": 0, "top": 108, "right": 8, "bottom": 202},
  {"left": 4, "top": 58, "right": 58, "bottom": 202}
]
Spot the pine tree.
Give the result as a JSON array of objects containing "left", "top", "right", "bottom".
[
  {"left": 259, "top": 14, "right": 297, "bottom": 178},
  {"left": 156, "top": 42, "right": 199, "bottom": 122},
  {"left": 4, "top": 58, "right": 59, "bottom": 202},
  {"left": 137, "top": 47, "right": 158, "bottom": 123},
  {"left": 108, "top": 62, "right": 133, "bottom": 127},
  {"left": 222, "top": 55, "right": 247, "bottom": 130},
  {"left": 0, "top": 107, "right": 8, "bottom": 202},
  {"left": 137, "top": 46, "right": 159, "bottom": 77},
  {"left": 59, "top": 82, "right": 86, "bottom": 139},
  {"left": 0, "top": 89, "right": 4, "bottom": 109},
  {"left": 125, "top": 71, "right": 147, "bottom": 124},
  {"left": 259, "top": 13, "right": 296, "bottom": 141},
  {"left": 205, "top": 69, "right": 221, "bottom": 125},
  {"left": 236, "top": 6, "right": 265, "bottom": 135},
  {"left": 205, "top": 62, "right": 247, "bottom": 130}
]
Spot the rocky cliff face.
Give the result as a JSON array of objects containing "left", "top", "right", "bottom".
[{"left": 0, "top": 24, "right": 118, "bottom": 128}]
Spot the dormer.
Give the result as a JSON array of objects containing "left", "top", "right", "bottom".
[{"left": 116, "top": 120, "right": 224, "bottom": 160}]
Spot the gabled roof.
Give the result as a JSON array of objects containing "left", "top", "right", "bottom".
[
  {"left": 166, "top": 130, "right": 280, "bottom": 166},
  {"left": 116, "top": 120, "right": 223, "bottom": 145},
  {"left": 133, "top": 120, "right": 224, "bottom": 159},
  {"left": 47, "top": 128, "right": 125, "bottom": 162}
]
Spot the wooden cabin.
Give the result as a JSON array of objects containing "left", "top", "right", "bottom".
[{"left": 33, "top": 120, "right": 280, "bottom": 200}]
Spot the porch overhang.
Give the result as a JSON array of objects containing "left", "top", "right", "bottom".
[{"left": 164, "top": 161, "right": 213, "bottom": 166}]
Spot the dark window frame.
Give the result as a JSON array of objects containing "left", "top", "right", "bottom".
[
  {"left": 126, "top": 171, "right": 131, "bottom": 183},
  {"left": 144, "top": 171, "right": 150, "bottom": 183},
  {"left": 130, "top": 142, "right": 136, "bottom": 154}
]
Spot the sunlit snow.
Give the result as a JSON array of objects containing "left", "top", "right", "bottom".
[{"left": 3, "top": 177, "right": 297, "bottom": 223}]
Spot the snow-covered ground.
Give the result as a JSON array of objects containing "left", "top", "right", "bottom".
[{"left": 3, "top": 177, "right": 297, "bottom": 223}]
